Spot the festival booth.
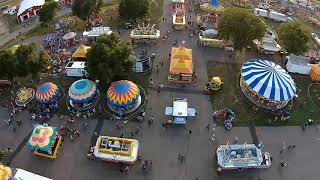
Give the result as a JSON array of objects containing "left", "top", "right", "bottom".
[
  {"left": 197, "top": 0, "right": 224, "bottom": 29},
  {"left": 35, "top": 82, "right": 60, "bottom": 118},
  {"left": 72, "top": 45, "right": 91, "bottom": 60},
  {"left": 43, "top": 33, "right": 59, "bottom": 46},
  {"left": 199, "top": 29, "right": 223, "bottom": 47},
  {"left": 87, "top": 136, "right": 139, "bottom": 164},
  {"left": 26, "top": 124, "right": 62, "bottom": 159},
  {"left": 168, "top": 47, "right": 194, "bottom": 83},
  {"left": 240, "top": 59, "right": 297, "bottom": 110},
  {"left": 253, "top": 37, "right": 281, "bottom": 55},
  {"left": 106, "top": 80, "right": 141, "bottom": 116},
  {"left": 310, "top": 64, "right": 320, "bottom": 81},
  {"left": 62, "top": 32, "right": 77, "bottom": 47},
  {"left": 286, "top": 53, "right": 311, "bottom": 75},
  {"left": 83, "top": 27, "right": 112, "bottom": 44},
  {"left": 130, "top": 24, "right": 160, "bottom": 44},
  {"left": 67, "top": 79, "right": 100, "bottom": 112},
  {"left": 15, "top": 87, "right": 35, "bottom": 107},
  {"left": 0, "top": 165, "right": 53, "bottom": 180},
  {"left": 165, "top": 98, "right": 197, "bottom": 124},
  {"left": 216, "top": 143, "right": 271, "bottom": 171}
]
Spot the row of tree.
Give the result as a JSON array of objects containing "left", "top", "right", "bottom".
[
  {"left": 0, "top": 44, "right": 47, "bottom": 82},
  {"left": 218, "top": 8, "right": 311, "bottom": 55}
]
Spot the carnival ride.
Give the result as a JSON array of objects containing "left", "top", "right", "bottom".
[
  {"left": 106, "top": 80, "right": 141, "bottom": 116},
  {"left": 199, "top": 29, "right": 223, "bottom": 47},
  {"left": 172, "top": 0, "right": 185, "bottom": 30},
  {"left": 0, "top": 165, "right": 53, "bottom": 180},
  {"left": 206, "top": 76, "right": 223, "bottom": 91},
  {"left": 216, "top": 143, "right": 271, "bottom": 170},
  {"left": 197, "top": 0, "right": 224, "bottom": 29},
  {"left": 240, "top": 59, "right": 296, "bottom": 110},
  {"left": 15, "top": 87, "right": 35, "bottom": 107},
  {"left": 168, "top": 47, "right": 194, "bottom": 83},
  {"left": 165, "top": 98, "right": 197, "bottom": 124},
  {"left": 67, "top": 79, "right": 100, "bottom": 112},
  {"left": 26, "top": 124, "right": 62, "bottom": 159},
  {"left": 87, "top": 136, "right": 139, "bottom": 164},
  {"left": 130, "top": 24, "right": 160, "bottom": 44}
]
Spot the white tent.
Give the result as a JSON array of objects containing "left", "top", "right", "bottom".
[
  {"left": 14, "top": 169, "right": 53, "bottom": 180},
  {"left": 286, "top": 53, "right": 311, "bottom": 74},
  {"left": 83, "top": 27, "right": 112, "bottom": 37}
]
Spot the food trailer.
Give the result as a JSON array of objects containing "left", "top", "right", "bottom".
[
  {"left": 168, "top": 47, "right": 194, "bottom": 83},
  {"left": 216, "top": 143, "right": 271, "bottom": 171},
  {"left": 165, "top": 98, "right": 197, "bottom": 124},
  {"left": 27, "top": 124, "right": 62, "bottom": 159},
  {"left": 130, "top": 24, "right": 160, "bottom": 44},
  {"left": 87, "top": 136, "right": 139, "bottom": 164}
]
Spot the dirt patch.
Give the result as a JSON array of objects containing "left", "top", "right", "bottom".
[{"left": 0, "top": 16, "right": 9, "bottom": 35}]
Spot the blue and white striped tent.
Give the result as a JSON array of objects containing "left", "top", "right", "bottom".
[{"left": 241, "top": 59, "right": 296, "bottom": 102}]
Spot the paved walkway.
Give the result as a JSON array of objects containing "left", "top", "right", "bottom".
[{"left": 0, "top": 7, "right": 71, "bottom": 47}]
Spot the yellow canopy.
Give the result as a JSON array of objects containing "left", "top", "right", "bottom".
[
  {"left": 310, "top": 64, "right": 320, "bottom": 81},
  {"left": 72, "top": 45, "right": 90, "bottom": 58},
  {"left": 169, "top": 47, "right": 193, "bottom": 74},
  {"left": 211, "top": 76, "right": 222, "bottom": 84}
]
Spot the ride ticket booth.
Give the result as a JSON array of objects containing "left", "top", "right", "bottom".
[
  {"left": 168, "top": 47, "right": 194, "bottom": 83},
  {"left": 165, "top": 98, "right": 197, "bottom": 124}
]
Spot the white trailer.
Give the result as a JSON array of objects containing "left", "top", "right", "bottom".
[
  {"left": 253, "top": 8, "right": 268, "bottom": 18},
  {"left": 269, "top": 11, "right": 289, "bottom": 22},
  {"left": 65, "top": 61, "right": 88, "bottom": 77}
]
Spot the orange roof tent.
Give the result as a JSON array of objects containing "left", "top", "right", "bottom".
[
  {"left": 310, "top": 64, "right": 320, "bottom": 81},
  {"left": 169, "top": 47, "right": 193, "bottom": 74},
  {"left": 72, "top": 45, "right": 91, "bottom": 58}
]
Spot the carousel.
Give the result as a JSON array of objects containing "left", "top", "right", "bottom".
[
  {"left": 15, "top": 87, "right": 35, "bottom": 107},
  {"left": 106, "top": 80, "right": 141, "bottom": 116},
  {"left": 35, "top": 82, "right": 60, "bottom": 109},
  {"left": 240, "top": 59, "right": 297, "bottom": 110},
  {"left": 198, "top": 0, "right": 224, "bottom": 29},
  {"left": 26, "top": 124, "right": 62, "bottom": 159},
  {"left": 67, "top": 79, "right": 100, "bottom": 112}
]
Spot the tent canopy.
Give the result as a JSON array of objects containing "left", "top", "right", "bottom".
[
  {"left": 72, "top": 45, "right": 91, "bottom": 58},
  {"left": 68, "top": 79, "right": 97, "bottom": 103},
  {"left": 169, "top": 47, "right": 193, "bottom": 74},
  {"left": 310, "top": 64, "right": 320, "bottom": 81},
  {"left": 241, "top": 59, "right": 296, "bottom": 102},
  {"left": 27, "top": 124, "right": 57, "bottom": 152},
  {"left": 107, "top": 80, "right": 140, "bottom": 108},
  {"left": 43, "top": 33, "right": 58, "bottom": 42}
]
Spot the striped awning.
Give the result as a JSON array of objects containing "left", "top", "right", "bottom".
[{"left": 241, "top": 59, "right": 296, "bottom": 101}]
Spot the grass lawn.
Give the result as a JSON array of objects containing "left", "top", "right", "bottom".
[{"left": 208, "top": 61, "right": 320, "bottom": 126}]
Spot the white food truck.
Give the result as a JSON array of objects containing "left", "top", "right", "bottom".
[{"left": 65, "top": 61, "right": 88, "bottom": 77}]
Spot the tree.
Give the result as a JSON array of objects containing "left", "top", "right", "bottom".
[
  {"left": 72, "top": 0, "right": 103, "bottom": 21},
  {"left": 0, "top": 44, "right": 43, "bottom": 81},
  {"left": 278, "top": 21, "right": 311, "bottom": 55},
  {"left": 218, "top": 8, "right": 266, "bottom": 50},
  {"left": 85, "top": 33, "right": 133, "bottom": 82},
  {"left": 39, "top": 0, "right": 58, "bottom": 26},
  {"left": 119, "top": 0, "right": 149, "bottom": 20}
]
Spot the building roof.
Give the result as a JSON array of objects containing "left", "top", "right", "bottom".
[
  {"left": 17, "top": 0, "right": 45, "bottom": 16},
  {"left": 288, "top": 53, "right": 309, "bottom": 66}
]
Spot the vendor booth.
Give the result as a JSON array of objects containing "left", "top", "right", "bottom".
[
  {"left": 15, "top": 87, "right": 35, "bottom": 107},
  {"left": 168, "top": 47, "right": 194, "bottom": 83},
  {"left": 83, "top": 26, "right": 112, "bottom": 38},
  {"left": 310, "top": 63, "right": 320, "bottom": 81},
  {"left": 106, "top": 80, "right": 141, "bottom": 116},
  {"left": 253, "top": 37, "right": 281, "bottom": 55},
  {"left": 199, "top": 29, "right": 223, "bottom": 47},
  {"left": 286, "top": 53, "right": 311, "bottom": 74},
  {"left": 67, "top": 79, "right": 100, "bottom": 112},
  {"left": 216, "top": 143, "right": 271, "bottom": 171},
  {"left": 173, "top": 13, "right": 186, "bottom": 30},
  {"left": 165, "top": 98, "right": 196, "bottom": 124},
  {"left": 87, "top": 136, "right": 139, "bottom": 164},
  {"left": 0, "top": 165, "right": 53, "bottom": 180},
  {"left": 240, "top": 59, "right": 296, "bottom": 109},
  {"left": 26, "top": 124, "right": 62, "bottom": 159},
  {"left": 72, "top": 45, "right": 91, "bottom": 59}
]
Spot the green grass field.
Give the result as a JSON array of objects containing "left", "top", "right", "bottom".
[{"left": 208, "top": 61, "right": 320, "bottom": 126}]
